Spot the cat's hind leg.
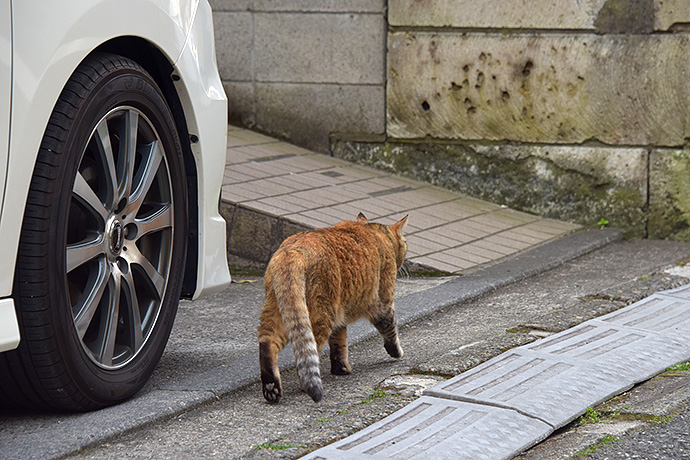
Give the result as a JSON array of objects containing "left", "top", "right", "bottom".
[
  {"left": 259, "top": 339, "right": 283, "bottom": 403},
  {"left": 372, "top": 306, "right": 404, "bottom": 359},
  {"left": 328, "top": 326, "right": 352, "bottom": 375},
  {"left": 258, "top": 299, "right": 287, "bottom": 403}
]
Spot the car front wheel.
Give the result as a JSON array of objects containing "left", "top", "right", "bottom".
[{"left": 0, "top": 53, "right": 188, "bottom": 411}]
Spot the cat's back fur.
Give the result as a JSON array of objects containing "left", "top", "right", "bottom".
[{"left": 258, "top": 213, "right": 408, "bottom": 403}]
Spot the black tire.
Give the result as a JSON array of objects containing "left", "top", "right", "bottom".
[{"left": 0, "top": 53, "right": 188, "bottom": 411}]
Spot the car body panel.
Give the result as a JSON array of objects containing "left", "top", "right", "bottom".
[
  {"left": 0, "top": 0, "right": 230, "bottom": 352},
  {"left": 173, "top": 0, "right": 231, "bottom": 299}
]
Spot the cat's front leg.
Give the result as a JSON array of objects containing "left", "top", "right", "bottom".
[
  {"left": 328, "top": 326, "right": 352, "bottom": 375},
  {"left": 372, "top": 307, "right": 404, "bottom": 359}
]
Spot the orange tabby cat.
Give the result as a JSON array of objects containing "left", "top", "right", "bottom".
[{"left": 258, "top": 213, "right": 408, "bottom": 403}]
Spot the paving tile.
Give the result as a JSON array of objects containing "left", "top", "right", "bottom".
[
  {"left": 260, "top": 141, "right": 314, "bottom": 156},
  {"left": 349, "top": 197, "right": 407, "bottom": 216},
  {"left": 228, "top": 163, "right": 281, "bottom": 181},
  {"left": 222, "top": 168, "right": 252, "bottom": 185},
  {"left": 324, "top": 202, "right": 370, "bottom": 219},
  {"left": 241, "top": 200, "right": 291, "bottom": 217},
  {"left": 312, "top": 205, "right": 363, "bottom": 223},
  {"left": 256, "top": 196, "right": 309, "bottom": 215},
  {"left": 468, "top": 238, "right": 520, "bottom": 257},
  {"left": 416, "top": 201, "right": 487, "bottom": 223},
  {"left": 406, "top": 234, "right": 448, "bottom": 256},
  {"left": 493, "top": 228, "right": 546, "bottom": 246},
  {"left": 454, "top": 241, "right": 508, "bottom": 260},
  {"left": 378, "top": 188, "right": 452, "bottom": 209},
  {"left": 226, "top": 144, "right": 289, "bottom": 165},
  {"left": 226, "top": 129, "right": 279, "bottom": 147},
  {"left": 262, "top": 154, "right": 340, "bottom": 174},
  {"left": 291, "top": 189, "right": 342, "bottom": 208},
  {"left": 284, "top": 212, "right": 336, "bottom": 229},
  {"left": 415, "top": 228, "right": 472, "bottom": 247},
  {"left": 438, "top": 220, "right": 493, "bottom": 240},
  {"left": 221, "top": 183, "right": 267, "bottom": 203},
  {"left": 417, "top": 252, "right": 475, "bottom": 272},
  {"left": 260, "top": 175, "right": 318, "bottom": 192},
  {"left": 301, "top": 396, "right": 552, "bottom": 460},
  {"left": 440, "top": 247, "right": 493, "bottom": 265}
]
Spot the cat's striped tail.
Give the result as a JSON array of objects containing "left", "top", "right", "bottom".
[{"left": 272, "top": 257, "right": 323, "bottom": 403}]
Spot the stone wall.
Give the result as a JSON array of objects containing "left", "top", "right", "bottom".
[
  {"left": 213, "top": 0, "right": 690, "bottom": 238},
  {"left": 211, "top": 1, "right": 387, "bottom": 152}
]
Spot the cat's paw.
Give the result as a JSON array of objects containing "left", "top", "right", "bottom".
[
  {"left": 263, "top": 381, "right": 282, "bottom": 404},
  {"left": 384, "top": 341, "right": 404, "bottom": 359},
  {"left": 330, "top": 359, "right": 352, "bottom": 375}
]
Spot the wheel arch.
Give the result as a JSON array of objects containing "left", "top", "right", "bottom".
[{"left": 94, "top": 38, "right": 200, "bottom": 298}]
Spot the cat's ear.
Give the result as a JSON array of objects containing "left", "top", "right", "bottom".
[
  {"left": 392, "top": 215, "right": 409, "bottom": 235},
  {"left": 357, "top": 212, "right": 369, "bottom": 224}
]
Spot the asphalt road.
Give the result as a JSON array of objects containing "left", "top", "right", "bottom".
[
  {"left": 58, "top": 239, "right": 690, "bottom": 460},
  {"left": 2, "top": 238, "right": 690, "bottom": 459},
  {"left": 587, "top": 407, "right": 690, "bottom": 460}
]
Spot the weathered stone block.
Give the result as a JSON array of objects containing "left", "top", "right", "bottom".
[
  {"left": 387, "top": 32, "right": 690, "bottom": 146},
  {"left": 389, "top": 0, "right": 680, "bottom": 32},
  {"left": 332, "top": 140, "right": 648, "bottom": 235},
  {"left": 389, "top": 0, "right": 607, "bottom": 29},
  {"left": 655, "top": 0, "right": 690, "bottom": 31},
  {"left": 254, "top": 12, "right": 385, "bottom": 84},
  {"left": 594, "top": 0, "right": 655, "bottom": 33},
  {"left": 224, "top": 82, "right": 256, "bottom": 126},
  {"left": 256, "top": 83, "right": 384, "bottom": 152},
  {"left": 214, "top": 11, "right": 253, "bottom": 81},
  {"left": 649, "top": 149, "right": 690, "bottom": 239},
  {"left": 252, "top": 0, "right": 385, "bottom": 13},
  {"left": 210, "top": 0, "right": 251, "bottom": 11}
]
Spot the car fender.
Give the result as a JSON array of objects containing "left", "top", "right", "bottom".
[{"left": 0, "top": 0, "right": 200, "bottom": 297}]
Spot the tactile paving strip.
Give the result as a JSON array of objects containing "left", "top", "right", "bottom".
[
  {"left": 300, "top": 397, "right": 551, "bottom": 460},
  {"left": 305, "top": 290, "right": 690, "bottom": 459}
]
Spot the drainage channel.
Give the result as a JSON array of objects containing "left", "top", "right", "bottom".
[{"left": 302, "top": 285, "right": 690, "bottom": 460}]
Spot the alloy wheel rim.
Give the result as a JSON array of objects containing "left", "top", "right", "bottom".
[{"left": 65, "top": 106, "right": 174, "bottom": 370}]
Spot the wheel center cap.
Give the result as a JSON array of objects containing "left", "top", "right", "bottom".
[{"left": 108, "top": 219, "right": 124, "bottom": 255}]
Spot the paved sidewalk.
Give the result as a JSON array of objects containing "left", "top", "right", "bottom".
[{"left": 223, "top": 126, "right": 580, "bottom": 273}]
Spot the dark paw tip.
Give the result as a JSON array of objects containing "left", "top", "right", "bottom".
[{"left": 263, "top": 382, "right": 282, "bottom": 403}]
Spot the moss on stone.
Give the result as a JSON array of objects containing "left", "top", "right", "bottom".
[{"left": 333, "top": 139, "right": 647, "bottom": 237}]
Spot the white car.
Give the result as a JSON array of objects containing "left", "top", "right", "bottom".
[{"left": 0, "top": 0, "right": 231, "bottom": 411}]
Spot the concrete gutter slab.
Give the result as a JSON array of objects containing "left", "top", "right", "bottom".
[
  {"left": 306, "top": 287, "right": 690, "bottom": 459},
  {"left": 300, "top": 396, "right": 552, "bottom": 460}
]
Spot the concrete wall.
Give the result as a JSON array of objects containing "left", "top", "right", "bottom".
[
  {"left": 213, "top": 0, "right": 690, "bottom": 238},
  {"left": 211, "top": 1, "right": 387, "bottom": 152}
]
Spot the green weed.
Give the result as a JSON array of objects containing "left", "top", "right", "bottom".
[
  {"left": 361, "top": 388, "right": 387, "bottom": 404},
  {"left": 571, "top": 435, "right": 618, "bottom": 458},
  {"left": 667, "top": 362, "right": 690, "bottom": 372}
]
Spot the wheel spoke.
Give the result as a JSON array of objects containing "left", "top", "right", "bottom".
[
  {"left": 126, "top": 244, "right": 166, "bottom": 300},
  {"left": 98, "top": 272, "right": 121, "bottom": 366},
  {"left": 66, "top": 236, "right": 105, "bottom": 273},
  {"left": 135, "top": 204, "right": 172, "bottom": 238},
  {"left": 121, "top": 270, "right": 144, "bottom": 351},
  {"left": 73, "top": 260, "right": 111, "bottom": 340},
  {"left": 129, "top": 140, "right": 162, "bottom": 214},
  {"left": 94, "top": 121, "right": 118, "bottom": 209},
  {"left": 120, "top": 110, "right": 139, "bottom": 201},
  {"left": 73, "top": 171, "right": 109, "bottom": 222}
]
